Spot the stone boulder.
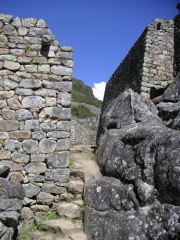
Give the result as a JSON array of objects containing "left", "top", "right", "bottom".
[
  {"left": 0, "top": 167, "right": 24, "bottom": 240},
  {"left": 97, "top": 89, "right": 161, "bottom": 144},
  {"left": 84, "top": 89, "right": 180, "bottom": 239},
  {"left": 163, "top": 73, "right": 180, "bottom": 102}
]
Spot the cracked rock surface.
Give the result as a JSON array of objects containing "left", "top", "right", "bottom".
[{"left": 84, "top": 87, "right": 180, "bottom": 240}]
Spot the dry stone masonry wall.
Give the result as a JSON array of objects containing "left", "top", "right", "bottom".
[
  {"left": 0, "top": 14, "right": 73, "bottom": 215},
  {"left": 103, "top": 19, "right": 174, "bottom": 110},
  {"left": 71, "top": 116, "right": 99, "bottom": 145}
]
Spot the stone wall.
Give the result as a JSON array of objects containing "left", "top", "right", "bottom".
[
  {"left": 103, "top": 19, "right": 174, "bottom": 110},
  {"left": 0, "top": 14, "right": 73, "bottom": 214},
  {"left": 71, "top": 116, "right": 99, "bottom": 145}
]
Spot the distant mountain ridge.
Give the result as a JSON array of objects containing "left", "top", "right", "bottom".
[
  {"left": 72, "top": 78, "right": 102, "bottom": 118},
  {"left": 72, "top": 78, "right": 102, "bottom": 108}
]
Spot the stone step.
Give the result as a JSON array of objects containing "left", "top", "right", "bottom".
[
  {"left": 30, "top": 230, "right": 87, "bottom": 240},
  {"left": 41, "top": 218, "right": 82, "bottom": 236}
]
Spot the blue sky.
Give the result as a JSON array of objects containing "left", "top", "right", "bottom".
[{"left": 0, "top": 0, "right": 178, "bottom": 99}]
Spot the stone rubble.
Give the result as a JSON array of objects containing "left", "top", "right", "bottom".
[{"left": 0, "top": 165, "right": 24, "bottom": 239}]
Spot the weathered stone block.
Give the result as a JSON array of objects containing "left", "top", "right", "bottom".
[
  {"left": 10, "top": 172, "right": 24, "bottom": 183},
  {"left": 51, "top": 65, "right": 72, "bottom": 76},
  {"left": 0, "top": 150, "right": 11, "bottom": 160},
  {"left": 0, "top": 160, "right": 23, "bottom": 172},
  {"left": 0, "top": 177, "right": 25, "bottom": 199},
  {"left": 47, "top": 131, "right": 70, "bottom": 139},
  {"left": 56, "top": 139, "right": 71, "bottom": 151},
  {"left": 5, "top": 139, "right": 21, "bottom": 152},
  {"left": 68, "top": 180, "right": 84, "bottom": 193},
  {"left": 4, "top": 61, "right": 20, "bottom": 71},
  {"left": 15, "top": 109, "right": 33, "bottom": 120},
  {"left": 57, "top": 202, "right": 80, "bottom": 219},
  {"left": 34, "top": 89, "right": 56, "bottom": 97},
  {"left": 45, "top": 97, "right": 56, "bottom": 106},
  {"left": 0, "top": 120, "right": 19, "bottom": 131},
  {"left": 22, "top": 96, "right": 45, "bottom": 108},
  {"left": 32, "top": 131, "right": 46, "bottom": 140},
  {"left": 39, "top": 107, "right": 71, "bottom": 120},
  {"left": 19, "top": 79, "right": 42, "bottom": 89},
  {"left": 28, "top": 174, "right": 45, "bottom": 183},
  {"left": 22, "top": 140, "right": 38, "bottom": 154},
  {"left": 40, "top": 122, "right": 56, "bottom": 132},
  {"left": 24, "top": 120, "right": 40, "bottom": 131},
  {"left": 30, "top": 154, "right": 46, "bottom": 162},
  {"left": 16, "top": 88, "right": 33, "bottom": 96},
  {"left": 3, "top": 79, "right": 18, "bottom": 90},
  {"left": 0, "top": 199, "right": 23, "bottom": 212},
  {"left": 42, "top": 183, "right": 66, "bottom": 194},
  {"left": 39, "top": 139, "right": 56, "bottom": 153},
  {"left": 25, "top": 162, "right": 46, "bottom": 174},
  {"left": 10, "top": 130, "right": 31, "bottom": 140},
  {"left": 42, "top": 80, "right": 72, "bottom": 92},
  {"left": 37, "top": 192, "right": 54, "bottom": 205},
  {"left": 57, "top": 121, "right": 71, "bottom": 131},
  {"left": 45, "top": 169, "right": 69, "bottom": 182},
  {"left": 18, "top": 26, "right": 29, "bottom": 36},
  {"left": 38, "top": 64, "right": 50, "bottom": 73},
  {"left": 31, "top": 204, "right": 49, "bottom": 212},
  {"left": 1, "top": 103, "right": 14, "bottom": 115},
  {"left": 23, "top": 183, "right": 41, "bottom": 198},
  {"left": 47, "top": 152, "right": 69, "bottom": 168},
  {"left": 11, "top": 152, "right": 30, "bottom": 164},
  {"left": 57, "top": 92, "right": 71, "bottom": 107},
  {"left": 7, "top": 96, "right": 21, "bottom": 110},
  {"left": 22, "top": 18, "right": 37, "bottom": 27}
]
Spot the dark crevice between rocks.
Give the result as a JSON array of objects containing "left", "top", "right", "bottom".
[
  {"left": 121, "top": 136, "right": 145, "bottom": 146},
  {"left": 150, "top": 87, "right": 165, "bottom": 100}
]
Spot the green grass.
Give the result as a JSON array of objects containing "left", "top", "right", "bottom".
[
  {"left": 72, "top": 105, "right": 95, "bottom": 119},
  {"left": 72, "top": 78, "right": 102, "bottom": 108},
  {"left": 79, "top": 204, "right": 85, "bottom": 220},
  {"left": 35, "top": 211, "right": 59, "bottom": 230},
  {"left": 18, "top": 220, "right": 37, "bottom": 240},
  {"left": 69, "top": 158, "right": 75, "bottom": 170},
  {"left": 18, "top": 211, "right": 59, "bottom": 240}
]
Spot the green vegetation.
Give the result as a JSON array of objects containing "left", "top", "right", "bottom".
[
  {"left": 72, "top": 105, "right": 95, "bottom": 119},
  {"left": 18, "top": 220, "right": 37, "bottom": 240},
  {"left": 25, "top": 45, "right": 32, "bottom": 53},
  {"left": 35, "top": 211, "right": 59, "bottom": 230},
  {"left": 72, "top": 78, "right": 102, "bottom": 108},
  {"left": 18, "top": 211, "right": 59, "bottom": 240},
  {"left": 0, "top": 139, "right": 6, "bottom": 146},
  {"left": 69, "top": 158, "right": 75, "bottom": 170},
  {"left": 79, "top": 204, "right": 85, "bottom": 220}
]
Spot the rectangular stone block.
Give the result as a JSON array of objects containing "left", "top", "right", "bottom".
[
  {"left": 45, "top": 169, "right": 69, "bottom": 182},
  {"left": 47, "top": 152, "right": 69, "bottom": 168},
  {"left": 10, "top": 130, "right": 31, "bottom": 140},
  {"left": 0, "top": 150, "right": 11, "bottom": 160},
  {"left": 0, "top": 120, "right": 19, "bottom": 131},
  {"left": 39, "top": 107, "right": 71, "bottom": 120},
  {"left": 42, "top": 80, "right": 72, "bottom": 92}
]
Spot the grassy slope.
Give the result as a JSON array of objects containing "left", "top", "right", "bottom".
[{"left": 72, "top": 78, "right": 102, "bottom": 108}]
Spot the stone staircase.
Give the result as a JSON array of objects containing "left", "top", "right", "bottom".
[{"left": 19, "top": 145, "right": 100, "bottom": 240}]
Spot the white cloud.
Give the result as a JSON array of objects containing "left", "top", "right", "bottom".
[{"left": 92, "top": 82, "right": 106, "bottom": 101}]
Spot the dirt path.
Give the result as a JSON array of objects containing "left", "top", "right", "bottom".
[{"left": 70, "top": 145, "right": 101, "bottom": 184}]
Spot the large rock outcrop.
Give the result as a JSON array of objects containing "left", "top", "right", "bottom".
[{"left": 84, "top": 86, "right": 180, "bottom": 239}]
